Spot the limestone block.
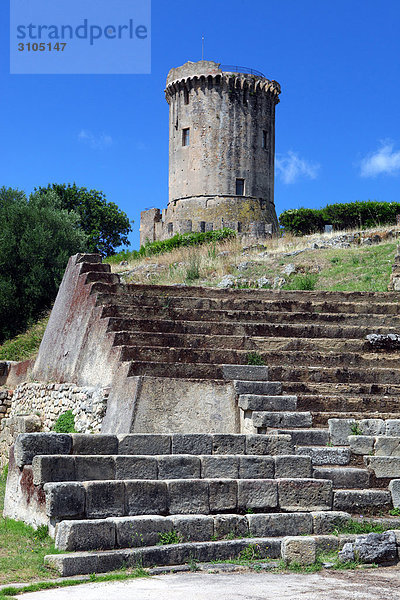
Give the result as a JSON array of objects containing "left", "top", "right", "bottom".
[
  {"left": 375, "top": 437, "right": 400, "bottom": 457},
  {"left": 348, "top": 435, "right": 374, "bottom": 455},
  {"left": 278, "top": 479, "right": 333, "bottom": 512},
  {"left": 311, "top": 511, "right": 351, "bottom": 535},
  {"left": 239, "top": 456, "right": 274, "bottom": 479},
  {"left": 386, "top": 421, "right": 400, "bottom": 436},
  {"left": 252, "top": 411, "right": 312, "bottom": 429},
  {"left": 296, "top": 447, "right": 350, "bottom": 465},
  {"left": 157, "top": 455, "right": 201, "bottom": 479},
  {"left": 333, "top": 489, "right": 391, "bottom": 512},
  {"left": 274, "top": 455, "right": 312, "bottom": 479},
  {"left": 389, "top": 479, "right": 400, "bottom": 508},
  {"left": 169, "top": 515, "right": 214, "bottom": 542},
  {"left": 32, "top": 455, "right": 75, "bottom": 485},
  {"left": 222, "top": 365, "right": 269, "bottom": 381},
  {"left": 237, "top": 479, "right": 278, "bottom": 511},
  {"left": 246, "top": 434, "right": 293, "bottom": 456},
  {"left": 281, "top": 536, "right": 316, "bottom": 565},
  {"left": 167, "top": 480, "right": 209, "bottom": 514},
  {"left": 74, "top": 456, "right": 116, "bottom": 481},
  {"left": 313, "top": 535, "right": 339, "bottom": 553},
  {"left": 85, "top": 481, "right": 125, "bottom": 518},
  {"left": 359, "top": 419, "right": 385, "bottom": 436},
  {"left": 209, "top": 479, "right": 237, "bottom": 512},
  {"left": 125, "top": 480, "right": 167, "bottom": 516},
  {"left": 238, "top": 395, "right": 297, "bottom": 412},
  {"left": 70, "top": 434, "right": 118, "bottom": 455},
  {"left": 338, "top": 542, "right": 355, "bottom": 563},
  {"left": 118, "top": 434, "right": 171, "bottom": 455},
  {"left": 328, "top": 419, "right": 355, "bottom": 446},
  {"left": 14, "top": 433, "right": 72, "bottom": 467},
  {"left": 354, "top": 532, "right": 397, "bottom": 564},
  {"left": 313, "top": 467, "right": 369, "bottom": 489},
  {"left": 247, "top": 513, "right": 313, "bottom": 537},
  {"left": 44, "top": 482, "right": 85, "bottom": 518},
  {"left": 112, "top": 515, "right": 172, "bottom": 548},
  {"left": 172, "top": 434, "right": 212, "bottom": 455},
  {"left": 115, "top": 456, "right": 157, "bottom": 480},
  {"left": 212, "top": 434, "right": 245, "bottom": 455},
  {"left": 213, "top": 514, "right": 248, "bottom": 539},
  {"left": 367, "top": 456, "right": 400, "bottom": 478},
  {"left": 55, "top": 519, "right": 116, "bottom": 551},
  {"left": 201, "top": 456, "right": 239, "bottom": 479}
]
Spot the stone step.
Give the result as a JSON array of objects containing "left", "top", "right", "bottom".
[
  {"left": 252, "top": 411, "right": 312, "bottom": 429},
  {"left": 298, "top": 395, "right": 400, "bottom": 414},
  {"left": 333, "top": 489, "right": 392, "bottom": 514},
  {"left": 276, "top": 429, "right": 330, "bottom": 446},
  {"left": 43, "top": 477, "right": 333, "bottom": 521},
  {"left": 233, "top": 381, "right": 282, "bottom": 395},
  {"left": 283, "top": 381, "right": 400, "bottom": 396},
  {"left": 365, "top": 456, "right": 400, "bottom": 478},
  {"left": 312, "top": 412, "right": 400, "bottom": 428},
  {"left": 98, "top": 291, "right": 400, "bottom": 315},
  {"left": 238, "top": 395, "right": 297, "bottom": 412},
  {"left": 296, "top": 446, "right": 351, "bottom": 466},
  {"left": 270, "top": 365, "right": 400, "bottom": 386},
  {"left": 313, "top": 467, "right": 370, "bottom": 489},
  {"left": 45, "top": 537, "right": 283, "bottom": 577},
  {"left": 221, "top": 364, "right": 269, "bottom": 381},
  {"left": 32, "top": 454, "right": 312, "bottom": 484},
  {"left": 55, "top": 511, "right": 330, "bottom": 552}
]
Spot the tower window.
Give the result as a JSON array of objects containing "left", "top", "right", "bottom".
[
  {"left": 184, "top": 88, "right": 189, "bottom": 105},
  {"left": 182, "top": 128, "right": 190, "bottom": 146},
  {"left": 262, "top": 130, "right": 267, "bottom": 149},
  {"left": 236, "top": 178, "right": 245, "bottom": 196}
]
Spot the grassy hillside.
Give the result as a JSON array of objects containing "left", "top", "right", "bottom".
[{"left": 0, "top": 314, "right": 49, "bottom": 362}]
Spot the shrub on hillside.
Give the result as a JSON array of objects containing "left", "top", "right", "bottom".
[
  {"left": 0, "top": 187, "right": 88, "bottom": 342},
  {"left": 279, "top": 201, "right": 400, "bottom": 235},
  {"left": 53, "top": 410, "right": 76, "bottom": 433}
]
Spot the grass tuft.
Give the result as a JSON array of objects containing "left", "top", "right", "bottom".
[{"left": 0, "top": 315, "right": 49, "bottom": 361}]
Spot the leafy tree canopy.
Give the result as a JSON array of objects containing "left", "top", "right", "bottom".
[
  {"left": 0, "top": 186, "right": 88, "bottom": 342},
  {"left": 36, "top": 183, "right": 133, "bottom": 256}
]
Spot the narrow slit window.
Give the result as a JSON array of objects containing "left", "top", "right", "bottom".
[
  {"left": 262, "top": 130, "right": 267, "bottom": 149},
  {"left": 184, "top": 88, "right": 189, "bottom": 105},
  {"left": 182, "top": 128, "right": 190, "bottom": 146},
  {"left": 236, "top": 178, "right": 245, "bottom": 196}
]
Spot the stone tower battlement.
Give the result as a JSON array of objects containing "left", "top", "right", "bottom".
[{"left": 140, "top": 60, "right": 281, "bottom": 246}]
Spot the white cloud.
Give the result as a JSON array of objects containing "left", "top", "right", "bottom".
[
  {"left": 276, "top": 151, "right": 320, "bottom": 184},
  {"left": 360, "top": 141, "right": 400, "bottom": 177},
  {"left": 78, "top": 129, "right": 113, "bottom": 150}
]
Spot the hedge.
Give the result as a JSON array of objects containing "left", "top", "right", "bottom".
[{"left": 279, "top": 201, "right": 400, "bottom": 235}]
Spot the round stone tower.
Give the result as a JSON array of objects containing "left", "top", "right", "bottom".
[{"left": 164, "top": 60, "right": 281, "bottom": 238}]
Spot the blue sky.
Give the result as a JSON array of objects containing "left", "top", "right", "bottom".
[{"left": 1, "top": 0, "right": 400, "bottom": 249}]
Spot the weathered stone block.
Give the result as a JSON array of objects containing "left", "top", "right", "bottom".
[
  {"left": 14, "top": 433, "right": 72, "bottom": 467},
  {"left": 125, "top": 480, "right": 168, "bottom": 516},
  {"left": 278, "top": 479, "right": 333, "bottom": 512},
  {"left": 277, "top": 429, "right": 329, "bottom": 446},
  {"left": 247, "top": 513, "right": 313, "bottom": 537},
  {"left": 222, "top": 365, "right": 269, "bottom": 381},
  {"left": 169, "top": 515, "right": 214, "bottom": 542},
  {"left": 167, "top": 480, "right": 209, "bottom": 514},
  {"left": 157, "top": 455, "right": 201, "bottom": 479},
  {"left": 238, "top": 395, "right": 297, "bottom": 412},
  {"left": 237, "top": 479, "right": 278, "bottom": 511},
  {"left": 354, "top": 532, "right": 397, "bottom": 564},
  {"left": 209, "top": 479, "right": 237, "bottom": 512},
  {"left": 32, "top": 455, "right": 75, "bottom": 485},
  {"left": 246, "top": 434, "right": 293, "bottom": 456},
  {"left": 212, "top": 434, "right": 245, "bottom": 455},
  {"left": 201, "top": 456, "right": 239, "bottom": 479},
  {"left": 239, "top": 456, "right": 274, "bottom": 479},
  {"left": 374, "top": 437, "right": 400, "bottom": 457},
  {"left": 359, "top": 419, "right": 385, "bottom": 436},
  {"left": 367, "top": 456, "right": 400, "bottom": 478},
  {"left": 274, "top": 455, "right": 312, "bottom": 479},
  {"left": 234, "top": 381, "right": 282, "bottom": 395},
  {"left": 348, "top": 435, "right": 374, "bottom": 455},
  {"left": 281, "top": 536, "right": 316, "bottom": 566},
  {"left": 171, "top": 434, "right": 212, "bottom": 455},
  {"left": 313, "top": 467, "right": 369, "bottom": 489},
  {"left": 389, "top": 479, "right": 400, "bottom": 508},
  {"left": 252, "top": 411, "right": 312, "bottom": 429},
  {"left": 296, "top": 447, "right": 350, "bottom": 465},
  {"left": 115, "top": 456, "right": 157, "bottom": 480},
  {"left": 328, "top": 419, "right": 355, "bottom": 446},
  {"left": 71, "top": 434, "right": 118, "bottom": 456},
  {"left": 74, "top": 456, "right": 116, "bottom": 481},
  {"left": 385, "top": 420, "right": 400, "bottom": 437},
  {"left": 338, "top": 542, "right": 355, "bottom": 563},
  {"left": 44, "top": 482, "right": 85, "bottom": 518},
  {"left": 55, "top": 519, "right": 116, "bottom": 551},
  {"left": 333, "top": 489, "right": 391, "bottom": 512},
  {"left": 85, "top": 481, "right": 125, "bottom": 518},
  {"left": 213, "top": 514, "right": 248, "bottom": 539},
  {"left": 311, "top": 511, "right": 351, "bottom": 535},
  {"left": 118, "top": 434, "right": 171, "bottom": 455},
  {"left": 314, "top": 535, "right": 339, "bottom": 554},
  {"left": 112, "top": 515, "right": 172, "bottom": 548}
]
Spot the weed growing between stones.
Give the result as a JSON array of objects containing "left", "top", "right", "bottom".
[
  {"left": 350, "top": 423, "right": 363, "bottom": 436},
  {"left": 284, "top": 272, "right": 319, "bottom": 291},
  {"left": 389, "top": 508, "right": 400, "bottom": 516},
  {"left": 53, "top": 410, "right": 76, "bottom": 433},
  {"left": 332, "top": 519, "right": 387, "bottom": 536},
  {"left": 157, "top": 530, "right": 184, "bottom": 545},
  {"left": 238, "top": 543, "right": 262, "bottom": 561},
  {"left": 246, "top": 352, "right": 265, "bottom": 366}
]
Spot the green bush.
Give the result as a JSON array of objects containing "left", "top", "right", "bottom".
[
  {"left": 246, "top": 352, "right": 265, "bottom": 366},
  {"left": 53, "top": 410, "right": 76, "bottom": 433},
  {"left": 279, "top": 201, "right": 400, "bottom": 235},
  {"left": 284, "top": 273, "right": 319, "bottom": 290},
  {"left": 105, "top": 228, "right": 236, "bottom": 264}
]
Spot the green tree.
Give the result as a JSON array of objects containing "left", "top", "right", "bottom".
[
  {"left": 0, "top": 187, "right": 88, "bottom": 342},
  {"left": 36, "top": 183, "right": 132, "bottom": 256}
]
